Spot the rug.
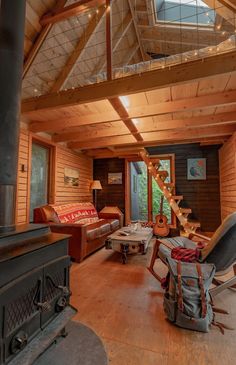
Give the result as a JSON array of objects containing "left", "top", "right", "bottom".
[{"left": 34, "top": 321, "right": 108, "bottom": 365}]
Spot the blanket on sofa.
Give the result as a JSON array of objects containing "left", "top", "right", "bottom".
[{"left": 52, "top": 202, "right": 99, "bottom": 225}]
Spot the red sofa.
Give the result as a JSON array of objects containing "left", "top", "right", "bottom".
[{"left": 34, "top": 202, "right": 123, "bottom": 262}]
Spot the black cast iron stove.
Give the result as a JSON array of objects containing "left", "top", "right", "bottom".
[{"left": 0, "top": 224, "right": 76, "bottom": 365}]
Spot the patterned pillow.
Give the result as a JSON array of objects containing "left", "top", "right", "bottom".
[{"left": 51, "top": 203, "right": 98, "bottom": 224}]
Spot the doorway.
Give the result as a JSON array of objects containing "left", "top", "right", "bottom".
[
  {"left": 127, "top": 155, "right": 175, "bottom": 226},
  {"left": 29, "top": 142, "right": 51, "bottom": 221}
]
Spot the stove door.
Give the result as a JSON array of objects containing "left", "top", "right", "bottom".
[
  {"left": 0, "top": 267, "right": 43, "bottom": 364},
  {"left": 41, "top": 255, "right": 71, "bottom": 328}
]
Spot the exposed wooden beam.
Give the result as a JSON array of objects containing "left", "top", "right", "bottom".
[
  {"left": 67, "top": 124, "right": 236, "bottom": 149},
  {"left": 27, "top": 88, "right": 236, "bottom": 135},
  {"left": 137, "top": 111, "right": 236, "bottom": 132},
  {"left": 40, "top": 0, "right": 105, "bottom": 26},
  {"left": 203, "top": 0, "right": 236, "bottom": 26},
  {"left": 108, "top": 98, "right": 143, "bottom": 142},
  {"left": 22, "top": 50, "right": 236, "bottom": 113},
  {"left": 53, "top": 123, "right": 130, "bottom": 142},
  {"left": 141, "top": 124, "right": 236, "bottom": 142},
  {"left": 106, "top": 0, "right": 112, "bottom": 81},
  {"left": 50, "top": 5, "right": 106, "bottom": 92},
  {"left": 91, "top": 11, "right": 132, "bottom": 76},
  {"left": 68, "top": 134, "right": 137, "bottom": 149},
  {"left": 23, "top": 0, "right": 67, "bottom": 79},
  {"left": 127, "top": 0, "right": 147, "bottom": 61}
]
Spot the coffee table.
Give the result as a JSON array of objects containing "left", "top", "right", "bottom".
[{"left": 106, "top": 227, "right": 153, "bottom": 264}]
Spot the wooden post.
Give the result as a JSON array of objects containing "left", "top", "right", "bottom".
[{"left": 106, "top": 0, "right": 112, "bottom": 80}]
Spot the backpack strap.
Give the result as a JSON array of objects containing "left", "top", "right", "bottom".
[
  {"left": 196, "top": 263, "right": 207, "bottom": 318},
  {"left": 177, "top": 261, "right": 184, "bottom": 312}
]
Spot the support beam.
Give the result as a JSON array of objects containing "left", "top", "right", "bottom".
[
  {"left": 29, "top": 107, "right": 236, "bottom": 134},
  {"left": 203, "top": 0, "right": 236, "bottom": 26},
  {"left": 106, "top": 0, "right": 112, "bottom": 81},
  {"left": 40, "top": 0, "right": 105, "bottom": 26},
  {"left": 53, "top": 123, "right": 130, "bottom": 142},
  {"left": 127, "top": 0, "right": 147, "bottom": 61},
  {"left": 91, "top": 11, "right": 132, "bottom": 76},
  {"left": 23, "top": 0, "right": 67, "bottom": 79},
  {"left": 68, "top": 134, "right": 137, "bottom": 149},
  {"left": 108, "top": 98, "right": 143, "bottom": 142},
  {"left": 50, "top": 5, "right": 106, "bottom": 92},
  {"left": 67, "top": 124, "right": 236, "bottom": 150},
  {"left": 22, "top": 50, "right": 236, "bottom": 113}
]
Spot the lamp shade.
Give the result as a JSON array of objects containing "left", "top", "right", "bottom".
[{"left": 90, "top": 180, "right": 102, "bottom": 190}]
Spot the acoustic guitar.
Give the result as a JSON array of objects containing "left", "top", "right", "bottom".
[{"left": 153, "top": 195, "right": 170, "bottom": 237}]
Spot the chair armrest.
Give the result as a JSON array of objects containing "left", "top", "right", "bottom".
[{"left": 189, "top": 232, "right": 211, "bottom": 242}]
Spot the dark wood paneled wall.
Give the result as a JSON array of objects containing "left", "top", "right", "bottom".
[
  {"left": 219, "top": 133, "right": 236, "bottom": 220},
  {"left": 93, "top": 158, "right": 125, "bottom": 214},
  {"left": 147, "top": 144, "right": 221, "bottom": 231}
]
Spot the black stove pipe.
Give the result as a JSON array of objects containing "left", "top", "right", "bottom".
[{"left": 0, "top": 0, "right": 26, "bottom": 233}]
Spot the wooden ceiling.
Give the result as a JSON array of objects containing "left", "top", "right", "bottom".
[{"left": 22, "top": 0, "right": 236, "bottom": 157}]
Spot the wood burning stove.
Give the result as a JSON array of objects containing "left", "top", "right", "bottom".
[{"left": 0, "top": 224, "right": 76, "bottom": 365}]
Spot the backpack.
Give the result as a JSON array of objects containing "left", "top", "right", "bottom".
[{"left": 163, "top": 257, "right": 219, "bottom": 333}]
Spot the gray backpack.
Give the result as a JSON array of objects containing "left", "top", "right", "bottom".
[{"left": 163, "top": 258, "right": 216, "bottom": 332}]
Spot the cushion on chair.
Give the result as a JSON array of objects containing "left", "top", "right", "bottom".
[{"left": 158, "top": 237, "right": 197, "bottom": 262}]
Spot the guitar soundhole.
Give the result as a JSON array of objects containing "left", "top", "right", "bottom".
[{"left": 159, "top": 219, "right": 163, "bottom": 224}]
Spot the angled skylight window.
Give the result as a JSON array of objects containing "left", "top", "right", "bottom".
[{"left": 155, "top": 0, "right": 215, "bottom": 26}]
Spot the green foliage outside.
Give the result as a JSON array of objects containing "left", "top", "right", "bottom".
[{"left": 137, "top": 160, "right": 171, "bottom": 223}]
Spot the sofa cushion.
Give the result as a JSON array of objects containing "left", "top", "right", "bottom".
[
  {"left": 52, "top": 202, "right": 98, "bottom": 224},
  {"left": 106, "top": 219, "right": 120, "bottom": 230},
  {"left": 87, "top": 227, "right": 102, "bottom": 241},
  {"left": 100, "top": 223, "right": 111, "bottom": 236}
]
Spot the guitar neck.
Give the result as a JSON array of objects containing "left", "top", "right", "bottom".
[{"left": 160, "top": 196, "right": 164, "bottom": 216}]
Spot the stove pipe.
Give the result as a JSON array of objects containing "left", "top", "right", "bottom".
[{"left": 0, "top": 0, "right": 26, "bottom": 233}]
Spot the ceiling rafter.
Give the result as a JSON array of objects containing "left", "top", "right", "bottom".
[
  {"left": 28, "top": 89, "right": 236, "bottom": 133},
  {"left": 51, "top": 110, "right": 236, "bottom": 143},
  {"left": 127, "top": 0, "right": 148, "bottom": 61},
  {"left": 108, "top": 98, "right": 143, "bottom": 142},
  {"left": 68, "top": 124, "right": 236, "bottom": 149},
  {"left": 203, "top": 0, "right": 236, "bottom": 26},
  {"left": 90, "top": 10, "right": 132, "bottom": 77},
  {"left": 23, "top": 0, "right": 67, "bottom": 79},
  {"left": 40, "top": 0, "right": 106, "bottom": 26},
  {"left": 67, "top": 124, "right": 236, "bottom": 150},
  {"left": 50, "top": 5, "right": 106, "bottom": 92},
  {"left": 22, "top": 50, "right": 236, "bottom": 113}
]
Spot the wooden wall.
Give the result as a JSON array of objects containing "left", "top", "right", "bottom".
[
  {"left": 219, "top": 133, "right": 236, "bottom": 220},
  {"left": 93, "top": 158, "right": 125, "bottom": 214},
  {"left": 16, "top": 129, "right": 93, "bottom": 224},
  {"left": 148, "top": 144, "right": 221, "bottom": 232}
]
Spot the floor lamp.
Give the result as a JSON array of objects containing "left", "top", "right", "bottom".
[{"left": 90, "top": 180, "right": 102, "bottom": 209}]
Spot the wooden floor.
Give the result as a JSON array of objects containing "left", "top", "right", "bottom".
[{"left": 70, "top": 242, "right": 236, "bottom": 365}]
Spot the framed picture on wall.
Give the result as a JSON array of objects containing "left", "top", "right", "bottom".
[
  {"left": 108, "top": 172, "right": 122, "bottom": 185},
  {"left": 187, "top": 158, "right": 206, "bottom": 180},
  {"left": 64, "top": 167, "right": 79, "bottom": 186}
]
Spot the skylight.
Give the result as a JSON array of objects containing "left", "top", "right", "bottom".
[{"left": 155, "top": 0, "right": 215, "bottom": 26}]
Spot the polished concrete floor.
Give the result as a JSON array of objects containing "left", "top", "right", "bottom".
[{"left": 70, "top": 243, "right": 236, "bottom": 365}]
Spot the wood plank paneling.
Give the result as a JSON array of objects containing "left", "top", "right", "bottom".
[
  {"left": 93, "top": 158, "right": 125, "bottom": 215},
  {"left": 147, "top": 144, "right": 221, "bottom": 232},
  {"left": 16, "top": 129, "right": 93, "bottom": 224},
  {"left": 219, "top": 132, "right": 236, "bottom": 221}
]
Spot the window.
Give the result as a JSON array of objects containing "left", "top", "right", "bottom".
[{"left": 155, "top": 0, "right": 215, "bottom": 26}]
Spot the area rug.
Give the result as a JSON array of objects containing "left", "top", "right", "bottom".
[{"left": 34, "top": 320, "right": 108, "bottom": 365}]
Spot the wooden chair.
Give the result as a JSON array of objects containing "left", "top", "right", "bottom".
[{"left": 148, "top": 212, "right": 236, "bottom": 297}]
